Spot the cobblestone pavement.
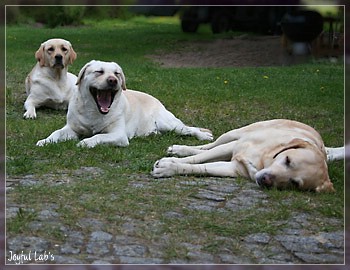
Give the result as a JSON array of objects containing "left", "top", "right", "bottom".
[{"left": 6, "top": 167, "right": 344, "bottom": 265}]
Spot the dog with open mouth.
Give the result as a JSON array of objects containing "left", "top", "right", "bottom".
[{"left": 36, "top": 60, "right": 213, "bottom": 148}]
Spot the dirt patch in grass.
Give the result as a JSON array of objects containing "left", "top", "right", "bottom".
[
  {"left": 147, "top": 35, "right": 343, "bottom": 68},
  {"left": 148, "top": 35, "right": 291, "bottom": 68}
]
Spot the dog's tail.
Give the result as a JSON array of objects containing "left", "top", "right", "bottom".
[{"left": 325, "top": 146, "right": 345, "bottom": 162}]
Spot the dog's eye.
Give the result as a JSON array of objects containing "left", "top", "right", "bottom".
[
  {"left": 47, "top": 47, "right": 54, "bottom": 52},
  {"left": 62, "top": 47, "right": 68, "bottom": 52},
  {"left": 94, "top": 70, "right": 104, "bottom": 75},
  {"left": 114, "top": 72, "right": 120, "bottom": 76},
  {"left": 285, "top": 156, "right": 291, "bottom": 166}
]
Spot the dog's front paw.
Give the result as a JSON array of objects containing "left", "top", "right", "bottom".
[
  {"left": 196, "top": 128, "right": 213, "bottom": 141},
  {"left": 23, "top": 110, "right": 37, "bottom": 119},
  {"left": 167, "top": 145, "right": 184, "bottom": 156},
  {"left": 151, "top": 158, "right": 178, "bottom": 178},
  {"left": 36, "top": 139, "right": 46, "bottom": 147},
  {"left": 36, "top": 139, "right": 49, "bottom": 147},
  {"left": 167, "top": 145, "right": 199, "bottom": 157},
  {"left": 167, "top": 145, "right": 176, "bottom": 155},
  {"left": 77, "top": 139, "right": 97, "bottom": 148}
]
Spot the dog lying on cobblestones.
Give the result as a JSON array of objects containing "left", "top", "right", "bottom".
[
  {"left": 36, "top": 60, "right": 212, "bottom": 147},
  {"left": 152, "top": 119, "right": 344, "bottom": 192}
]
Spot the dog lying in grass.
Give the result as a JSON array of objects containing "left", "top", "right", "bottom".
[
  {"left": 36, "top": 60, "right": 213, "bottom": 147},
  {"left": 152, "top": 119, "right": 344, "bottom": 192}
]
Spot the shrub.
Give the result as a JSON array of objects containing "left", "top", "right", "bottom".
[
  {"left": 8, "top": 6, "right": 86, "bottom": 27},
  {"left": 45, "top": 6, "right": 86, "bottom": 27}
]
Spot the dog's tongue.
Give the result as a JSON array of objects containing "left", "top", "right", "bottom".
[{"left": 97, "top": 90, "right": 112, "bottom": 113}]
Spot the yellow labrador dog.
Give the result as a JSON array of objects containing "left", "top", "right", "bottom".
[
  {"left": 152, "top": 119, "right": 344, "bottom": 192},
  {"left": 24, "top": 38, "right": 77, "bottom": 119},
  {"left": 36, "top": 60, "right": 213, "bottom": 147}
]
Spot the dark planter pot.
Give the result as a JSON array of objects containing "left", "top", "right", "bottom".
[{"left": 281, "top": 10, "right": 323, "bottom": 42}]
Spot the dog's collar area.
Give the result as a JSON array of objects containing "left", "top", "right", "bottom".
[{"left": 89, "top": 87, "right": 117, "bottom": 114}]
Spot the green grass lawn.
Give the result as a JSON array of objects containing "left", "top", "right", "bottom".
[{"left": 6, "top": 16, "right": 344, "bottom": 261}]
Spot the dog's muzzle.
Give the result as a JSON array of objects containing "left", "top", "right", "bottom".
[
  {"left": 53, "top": 54, "right": 64, "bottom": 68},
  {"left": 256, "top": 173, "right": 274, "bottom": 188}
]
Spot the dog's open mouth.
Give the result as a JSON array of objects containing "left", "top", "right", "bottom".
[{"left": 90, "top": 87, "right": 117, "bottom": 114}]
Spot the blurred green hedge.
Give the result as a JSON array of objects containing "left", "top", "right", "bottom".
[{"left": 6, "top": 6, "right": 134, "bottom": 27}]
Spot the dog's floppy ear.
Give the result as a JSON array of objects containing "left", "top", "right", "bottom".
[
  {"left": 316, "top": 175, "right": 335, "bottom": 193},
  {"left": 76, "top": 61, "right": 93, "bottom": 85},
  {"left": 35, "top": 43, "right": 46, "bottom": 67},
  {"left": 273, "top": 138, "right": 334, "bottom": 193},
  {"left": 119, "top": 69, "right": 126, "bottom": 90},
  {"left": 272, "top": 138, "right": 312, "bottom": 159},
  {"left": 68, "top": 44, "right": 77, "bottom": 65}
]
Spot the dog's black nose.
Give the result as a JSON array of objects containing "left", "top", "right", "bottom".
[
  {"left": 256, "top": 173, "right": 274, "bottom": 188},
  {"left": 107, "top": 76, "right": 117, "bottom": 86},
  {"left": 55, "top": 54, "right": 63, "bottom": 62}
]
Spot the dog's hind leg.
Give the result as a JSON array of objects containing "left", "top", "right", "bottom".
[
  {"left": 164, "top": 141, "right": 234, "bottom": 164},
  {"left": 326, "top": 146, "right": 345, "bottom": 162},
  {"left": 155, "top": 110, "right": 213, "bottom": 141},
  {"left": 167, "top": 144, "right": 207, "bottom": 156},
  {"left": 168, "top": 129, "right": 242, "bottom": 156}
]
